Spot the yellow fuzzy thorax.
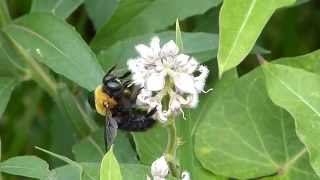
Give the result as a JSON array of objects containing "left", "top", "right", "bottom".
[{"left": 94, "top": 85, "right": 118, "bottom": 116}]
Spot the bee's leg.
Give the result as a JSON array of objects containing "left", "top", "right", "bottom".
[
  {"left": 146, "top": 107, "right": 157, "bottom": 117},
  {"left": 128, "top": 87, "right": 143, "bottom": 103},
  {"left": 123, "top": 80, "right": 130, "bottom": 86},
  {"left": 105, "top": 115, "right": 118, "bottom": 151}
]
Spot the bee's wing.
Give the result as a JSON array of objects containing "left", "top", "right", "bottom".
[{"left": 104, "top": 115, "right": 118, "bottom": 151}]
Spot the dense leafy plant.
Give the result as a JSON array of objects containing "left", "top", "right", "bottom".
[{"left": 0, "top": 0, "right": 320, "bottom": 179}]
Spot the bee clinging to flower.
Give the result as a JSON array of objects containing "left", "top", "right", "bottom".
[{"left": 89, "top": 65, "right": 157, "bottom": 150}]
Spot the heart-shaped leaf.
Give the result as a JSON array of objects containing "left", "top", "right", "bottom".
[
  {"left": 263, "top": 63, "right": 320, "bottom": 177},
  {"left": 195, "top": 68, "right": 318, "bottom": 179}
]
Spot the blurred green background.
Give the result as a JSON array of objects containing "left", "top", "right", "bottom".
[{"left": 1, "top": 0, "right": 320, "bottom": 179}]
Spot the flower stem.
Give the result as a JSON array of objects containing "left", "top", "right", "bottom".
[{"left": 165, "top": 118, "right": 181, "bottom": 178}]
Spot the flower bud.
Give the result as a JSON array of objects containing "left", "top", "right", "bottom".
[
  {"left": 151, "top": 156, "right": 169, "bottom": 178},
  {"left": 181, "top": 171, "right": 191, "bottom": 180}
]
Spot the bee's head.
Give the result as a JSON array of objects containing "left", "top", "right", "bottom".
[
  {"left": 102, "top": 74, "right": 122, "bottom": 94},
  {"left": 102, "top": 65, "right": 124, "bottom": 95}
]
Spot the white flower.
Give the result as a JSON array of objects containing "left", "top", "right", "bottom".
[
  {"left": 181, "top": 171, "right": 191, "bottom": 180},
  {"left": 128, "top": 36, "right": 209, "bottom": 122},
  {"left": 151, "top": 156, "right": 169, "bottom": 179}
]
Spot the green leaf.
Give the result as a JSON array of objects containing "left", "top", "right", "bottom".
[
  {"left": 72, "top": 128, "right": 105, "bottom": 163},
  {"left": 0, "top": 138, "right": 1, "bottom": 180},
  {"left": 0, "top": 0, "right": 11, "bottom": 27},
  {"left": 175, "top": 19, "right": 183, "bottom": 50},
  {"left": 98, "top": 31, "right": 219, "bottom": 70},
  {"left": 178, "top": 69, "right": 237, "bottom": 180},
  {"left": 133, "top": 124, "right": 167, "bottom": 164},
  {"left": 0, "top": 31, "right": 57, "bottom": 95},
  {"left": 31, "top": 0, "right": 83, "bottom": 19},
  {"left": 195, "top": 68, "right": 318, "bottom": 179},
  {"left": 90, "top": 0, "right": 222, "bottom": 51},
  {"left": 81, "top": 163, "right": 100, "bottom": 180},
  {"left": 0, "top": 138, "right": 1, "bottom": 161},
  {"left": 49, "top": 107, "right": 76, "bottom": 167},
  {"left": 217, "top": 0, "right": 296, "bottom": 76},
  {"left": 76, "top": 162, "right": 150, "bottom": 180},
  {"left": 100, "top": 147, "right": 122, "bottom": 180},
  {"left": 73, "top": 128, "right": 138, "bottom": 163},
  {"left": 50, "top": 164, "right": 81, "bottom": 180},
  {"left": 120, "top": 164, "right": 149, "bottom": 180},
  {"left": 36, "top": 146, "right": 81, "bottom": 168},
  {"left": 0, "top": 78, "right": 16, "bottom": 117},
  {"left": 55, "top": 84, "right": 97, "bottom": 138},
  {"left": 0, "top": 156, "right": 50, "bottom": 179},
  {"left": 36, "top": 147, "right": 89, "bottom": 180},
  {"left": 274, "top": 49, "right": 320, "bottom": 74},
  {"left": 295, "top": 0, "right": 310, "bottom": 6},
  {"left": 263, "top": 63, "right": 320, "bottom": 177},
  {"left": 84, "top": 0, "right": 118, "bottom": 30},
  {"left": 0, "top": 46, "right": 22, "bottom": 77},
  {"left": 3, "top": 13, "right": 104, "bottom": 91}
]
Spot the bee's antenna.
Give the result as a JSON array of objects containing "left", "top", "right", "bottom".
[
  {"left": 106, "top": 65, "right": 117, "bottom": 76},
  {"left": 119, "top": 71, "right": 131, "bottom": 79}
]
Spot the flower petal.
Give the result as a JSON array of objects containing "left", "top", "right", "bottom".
[
  {"left": 150, "top": 36, "right": 161, "bottom": 56},
  {"left": 146, "top": 72, "right": 165, "bottom": 91},
  {"left": 161, "top": 40, "right": 179, "bottom": 57},
  {"left": 173, "top": 73, "right": 196, "bottom": 94},
  {"left": 135, "top": 44, "right": 154, "bottom": 59},
  {"left": 175, "top": 54, "right": 189, "bottom": 66},
  {"left": 186, "top": 57, "right": 199, "bottom": 74},
  {"left": 194, "top": 65, "right": 209, "bottom": 92},
  {"left": 137, "top": 89, "right": 152, "bottom": 104},
  {"left": 169, "top": 96, "right": 181, "bottom": 113},
  {"left": 186, "top": 93, "right": 199, "bottom": 108}
]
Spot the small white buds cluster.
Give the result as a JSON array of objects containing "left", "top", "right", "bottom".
[
  {"left": 127, "top": 36, "right": 209, "bottom": 123},
  {"left": 150, "top": 156, "right": 169, "bottom": 180}
]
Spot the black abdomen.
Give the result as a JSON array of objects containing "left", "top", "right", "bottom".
[{"left": 117, "top": 115, "right": 156, "bottom": 131}]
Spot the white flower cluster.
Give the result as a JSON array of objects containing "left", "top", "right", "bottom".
[{"left": 127, "top": 37, "right": 209, "bottom": 122}]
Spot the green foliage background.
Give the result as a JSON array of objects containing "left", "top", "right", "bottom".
[{"left": 0, "top": 0, "right": 320, "bottom": 179}]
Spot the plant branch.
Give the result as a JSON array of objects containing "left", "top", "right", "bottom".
[
  {"left": 0, "top": 0, "right": 11, "bottom": 27},
  {"left": 165, "top": 118, "right": 181, "bottom": 178}
]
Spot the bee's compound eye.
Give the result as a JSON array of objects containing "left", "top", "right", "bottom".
[
  {"left": 103, "top": 75, "right": 114, "bottom": 85},
  {"left": 107, "top": 81, "right": 121, "bottom": 91}
]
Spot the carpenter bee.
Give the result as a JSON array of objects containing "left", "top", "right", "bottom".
[{"left": 88, "top": 66, "right": 157, "bottom": 150}]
